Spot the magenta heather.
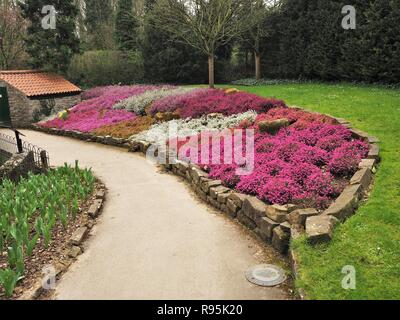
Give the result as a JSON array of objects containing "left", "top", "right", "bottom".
[
  {"left": 40, "top": 85, "right": 156, "bottom": 132},
  {"left": 151, "top": 89, "right": 286, "bottom": 118},
  {"left": 176, "top": 107, "right": 369, "bottom": 209}
]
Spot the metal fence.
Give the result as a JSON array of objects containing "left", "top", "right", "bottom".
[{"left": 0, "top": 131, "right": 50, "bottom": 168}]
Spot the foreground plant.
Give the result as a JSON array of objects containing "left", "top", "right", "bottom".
[{"left": 0, "top": 163, "right": 95, "bottom": 298}]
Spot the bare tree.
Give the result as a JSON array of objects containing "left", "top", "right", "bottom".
[
  {"left": 0, "top": 0, "right": 27, "bottom": 69},
  {"left": 153, "top": 0, "right": 261, "bottom": 88}
]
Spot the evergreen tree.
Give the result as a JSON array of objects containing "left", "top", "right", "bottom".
[
  {"left": 115, "top": 0, "right": 139, "bottom": 52},
  {"left": 255, "top": 0, "right": 400, "bottom": 83},
  {"left": 19, "top": 0, "right": 80, "bottom": 72}
]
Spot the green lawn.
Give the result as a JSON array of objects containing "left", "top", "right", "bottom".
[{"left": 228, "top": 83, "right": 400, "bottom": 299}]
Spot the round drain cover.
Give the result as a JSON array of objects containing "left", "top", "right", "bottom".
[{"left": 245, "top": 264, "right": 287, "bottom": 287}]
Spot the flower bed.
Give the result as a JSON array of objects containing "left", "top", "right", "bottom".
[
  {"left": 37, "top": 86, "right": 369, "bottom": 211},
  {"left": 171, "top": 108, "right": 369, "bottom": 210},
  {"left": 39, "top": 85, "right": 157, "bottom": 132},
  {"left": 0, "top": 164, "right": 95, "bottom": 298}
]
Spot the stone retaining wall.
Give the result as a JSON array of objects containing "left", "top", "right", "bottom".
[{"left": 0, "top": 151, "right": 38, "bottom": 182}]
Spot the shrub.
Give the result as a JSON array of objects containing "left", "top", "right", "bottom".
[
  {"left": 82, "top": 85, "right": 142, "bottom": 100},
  {"left": 67, "top": 50, "right": 144, "bottom": 87}
]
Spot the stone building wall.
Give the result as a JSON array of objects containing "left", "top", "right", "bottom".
[
  {"left": 0, "top": 80, "right": 31, "bottom": 127},
  {"left": 0, "top": 80, "right": 81, "bottom": 128},
  {"left": 30, "top": 94, "right": 82, "bottom": 123}
]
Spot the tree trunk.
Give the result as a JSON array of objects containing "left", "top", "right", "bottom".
[
  {"left": 255, "top": 52, "right": 261, "bottom": 80},
  {"left": 245, "top": 50, "right": 248, "bottom": 73},
  {"left": 208, "top": 54, "right": 215, "bottom": 88}
]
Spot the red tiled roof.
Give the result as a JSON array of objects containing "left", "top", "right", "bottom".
[{"left": 0, "top": 70, "right": 81, "bottom": 97}]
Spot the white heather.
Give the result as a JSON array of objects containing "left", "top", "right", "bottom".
[
  {"left": 130, "top": 111, "right": 257, "bottom": 145},
  {"left": 113, "top": 87, "right": 195, "bottom": 115}
]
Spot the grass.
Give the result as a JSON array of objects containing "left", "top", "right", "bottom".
[{"left": 226, "top": 83, "right": 400, "bottom": 300}]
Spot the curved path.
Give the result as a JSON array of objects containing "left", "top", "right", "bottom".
[{"left": 19, "top": 130, "right": 289, "bottom": 300}]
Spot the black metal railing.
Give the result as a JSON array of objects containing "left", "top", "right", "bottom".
[{"left": 0, "top": 129, "right": 50, "bottom": 168}]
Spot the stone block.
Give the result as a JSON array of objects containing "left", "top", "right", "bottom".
[
  {"left": 210, "top": 186, "right": 230, "bottom": 200},
  {"left": 272, "top": 226, "right": 290, "bottom": 254},
  {"left": 237, "top": 211, "right": 257, "bottom": 230},
  {"left": 242, "top": 197, "right": 267, "bottom": 225},
  {"left": 306, "top": 215, "right": 339, "bottom": 245},
  {"left": 201, "top": 179, "right": 222, "bottom": 194},
  {"left": 95, "top": 190, "right": 106, "bottom": 200},
  {"left": 359, "top": 158, "right": 376, "bottom": 170},
  {"left": 290, "top": 227, "right": 303, "bottom": 241},
  {"left": 368, "top": 144, "right": 380, "bottom": 161},
  {"left": 288, "top": 208, "right": 319, "bottom": 227},
  {"left": 266, "top": 204, "right": 298, "bottom": 223},
  {"left": 70, "top": 227, "right": 88, "bottom": 246},
  {"left": 226, "top": 198, "right": 239, "bottom": 218},
  {"left": 207, "top": 196, "right": 220, "bottom": 209},
  {"left": 368, "top": 136, "right": 380, "bottom": 144},
  {"left": 258, "top": 118, "right": 290, "bottom": 134},
  {"left": 176, "top": 160, "right": 189, "bottom": 173},
  {"left": 350, "top": 128, "right": 369, "bottom": 141},
  {"left": 88, "top": 199, "right": 103, "bottom": 218},
  {"left": 228, "top": 192, "right": 248, "bottom": 208},
  {"left": 323, "top": 184, "right": 361, "bottom": 221},
  {"left": 220, "top": 204, "right": 229, "bottom": 214},
  {"left": 350, "top": 168, "right": 372, "bottom": 190},
  {"left": 195, "top": 186, "right": 208, "bottom": 202},
  {"left": 217, "top": 191, "right": 232, "bottom": 204},
  {"left": 68, "top": 246, "right": 82, "bottom": 258},
  {"left": 257, "top": 217, "right": 279, "bottom": 241},
  {"left": 139, "top": 141, "right": 151, "bottom": 153},
  {"left": 280, "top": 221, "right": 292, "bottom": 234},
  {"left": 190, "top": 167, "right": 208, "bottom": 185}
]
